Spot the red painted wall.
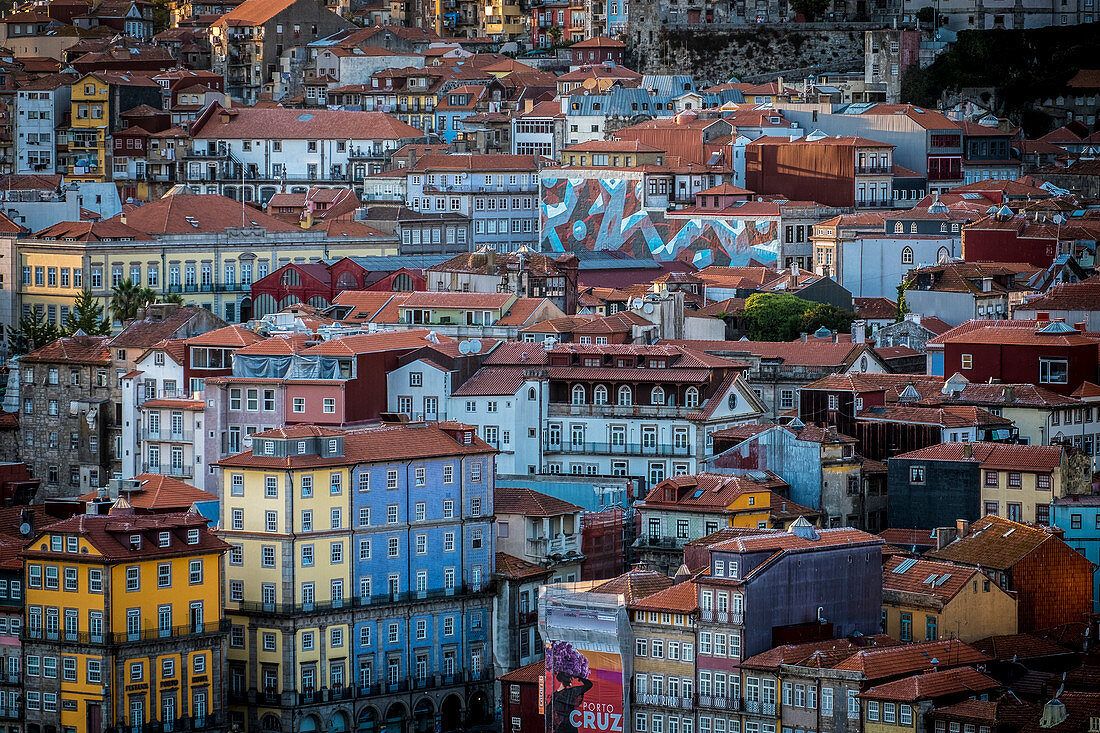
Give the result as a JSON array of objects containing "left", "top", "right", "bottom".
[
  {"left": 501, "top": 679, "right": 543, "bottom": 733},
  {"left": 943, "top": 341, "right": 1098, "bottom": 395},
  {"left": 962, "top": 228, "right": 1058, "bottom": 268}
]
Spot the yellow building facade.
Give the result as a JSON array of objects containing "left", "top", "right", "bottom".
[
  {"left": 21, "top": 509, "right": 228, "bottom": 732},
  {"left": 69, "top": 74, "right": 111, "bottom": 182},
  {"left": 881, "top": 556, "right": 1017, "bottom": 643},
  {"left": 629, "top": 581, "right": 700, "bottom": 733}
]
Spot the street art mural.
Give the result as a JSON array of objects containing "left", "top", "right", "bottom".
[{"left": 540, "top": 174, "right": 779, "bottom": 267}]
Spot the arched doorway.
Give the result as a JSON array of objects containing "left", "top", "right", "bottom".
[
  {"left": 467, "top": 690, "right": 492, "bottom": 727},
  {"left": 330, "top": 711, "right": 350, "bottom": 733},
  {"left": 356, "top": 707, "right": 378, "bottom": 733},
  {"left": 383, "top": 703, "right": 407, "bottom": 733},
  {"left": 412, "top": 698, "right": 435, "bottom": 733},
  {"left": 261, "top": 714, "right": 282, "bottom": 731},
  {"left": 300, "top": 715, "right": 320, "bottom": 733},
  {"left": 440, "top": 695, "right": 462, "bottom": 733},
  {"left": 239, "top": 296, "right": 253, "bottom": 323}
]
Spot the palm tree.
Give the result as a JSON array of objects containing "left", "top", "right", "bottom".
[
  {"left": 110, "top": 278, "right": 156, "bottom": 324},
  {"left": 162, "top": 293, "right": 185, "bottom": 305}
]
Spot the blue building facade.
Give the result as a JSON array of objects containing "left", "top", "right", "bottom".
[{"left": 1052, "top": 495, "right": 1100, "bottom": 612}]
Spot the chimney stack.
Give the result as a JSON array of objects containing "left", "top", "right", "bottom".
[
  {"left": 800, "top": 332, "right": 808, "bottom": 342},
  {"left": 956, "top": 518, "right": 970, "bottom": 537},
  {"left": 852, "top": 320, "right": 867, "bottom": 344},
  {"left": 934, "top": 526, "right": 957, "bottom": 550}
]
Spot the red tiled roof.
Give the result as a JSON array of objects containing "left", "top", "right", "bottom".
[
  {"left": 877, "top": 528, "right": 936, "bottom": 547},
  {"left": 102, "top": 190, "right": 299, "bottom": 235},
  {"left": 928, "top": 515, "right": 1062, "bottom": 571},
  {"left": 495, "top": 552, "right": 552, "bottom": 581},
  {"left": 859, "top": 666, "right": 1000, "bottom": 702},
  {"left": 893, "top": 441, "right": 1064, "bottom": 472},
  {"left": 589, "top": 568, "right": 673, "bottom": 604},
  {"left": 855, "top": 297, "right": 897, "bottom": 320},
  {"left": 300, "top": 329, "right": 452, "bottom": 356},
  {"left": 667, "top": 339, "right": 872, "bottom": 368},
  {"left": 971, "top": 633, "right": 1073, "bottom": 661},
  {"left": 881, "top": 555, "right": 983, "bottom": 603},
  {"left": 926, "top": 318, "right": 1100, "bottom": 347},
  {"left": 629, "top": 579, "right": 699, "bottom": 613},
  {"left": 78, "top": 473, "right": 216, "bottom": 510},
  {"left": 494, "top": 485, "right": 581, "bottom": 517},
  {"left": 498, "top": 659, "right": 545, "bottom": 684},
  {"left": 453, "top": 367, "right": 527, "bottom": 397},
  {"left": 831, "top": 639, "right": 990, "bottom": 680},
  {"left": 216, "top": 422, "right": 495, "bottom": 469},
  {"left": 21, "top": 335, "right": 111, "bottom": 365},
  {"left": 496, "top": 298, "right": 551, "bottom": 327},
  {"left": 640, "top": 472, "right": 789, "bottom": 510},
  {"left": 709, "top": 527, "right": 880, "bottom": 554},
  {"left": 399, "top": 291, "right": 514, "bottom": 310},
  {"left": 193, "top": 104, "right": 422, "bottom": 141},
  {"left": 858, "top": 405, "right": 1012, "bottom": 428},
  {"left": 141, "top": 398, "right": 204, "bottom": 410},
  {"left": 408, "top": 153, "right": 539, "bottom": 173},
  {"left": 185, "top": 325, "right": 263, "bottom": 348},
  {"left": 110, "top": 306, "right": 223, "bottom": 348},
  {"left": 25, "top": 512, "right": 228, "bottom": 563},
  {"left": 333, "top": 291, "right": 400, "bottom": 321}
]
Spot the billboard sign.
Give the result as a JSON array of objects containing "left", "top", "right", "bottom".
[{"left": 544, "top": 642, "right": 624, "bottom": 733}]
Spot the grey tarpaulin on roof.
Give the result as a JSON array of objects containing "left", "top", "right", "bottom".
[{"left": 233, "top": 354, "right": 350, "bottom": 380}]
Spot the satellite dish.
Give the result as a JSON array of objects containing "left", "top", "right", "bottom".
[
  {"left": 643, "top": 303, "right": 655, "bottom": 314},
  {"left": 631, "top": 297, "right": 644, "bottom": 309},
  {"left": 458, "top": 340, "right": 471, "bottom": 354},
  {"left": 19, "top": 523, "right": 31, "bottom": 536},
  {"left": 469, "top": 339, "right": 482, "bottom": 354}
]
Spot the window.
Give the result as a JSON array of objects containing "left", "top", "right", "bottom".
[
  {"left": 909, "top": 466, "right": 925, "bottom": 483},
  {"left": 1040, "top": 358, "right": 1069, "bottom": 384},
  {"left": 901, "top": 246, "right": 914, "bottom": 265},
  {"left": 961, "top": 353, "right": 973, "bottom": 370},
  {"left": 899, "top": 612, "right": 912, "bottom": 641}
]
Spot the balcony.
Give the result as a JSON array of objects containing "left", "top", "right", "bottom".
[
  {"left": 233, "top": 582, "right": 494, "bottom": 617},
  {"left": 855, "top": 166, "right": 892, "bottom": 175},
  {"left": 549, "top": 403, "right": 699, "bottom": 419},
  {"left": 545, "top": 440, "right": 693, "bottom": 457},
  {"left": 24, "top": 619, "right": 229, "bottom": 645},
  {"left": 743, "top": 700, "right": 776, "bottom": 716},
  {"left": 104, "top": 714, "right": 222, "bottom": 733},
  {"left": 525, "top": 534, "right": 581, "bottom": 558},
  {"left": 634, "top": 692, "right": 696, "bottom": 708},
  {"left": 141, "top": 429, "right": 195, "bottom": 443},
  {"left": 291, "top": 675, "right": 478, "bottom": 707},
  {"left": 700, "top": 609, "right": 744, "bottom": 624},
  {"left": 142, "top": 463, "right": 195, "bottom": 479},
  {"left": 0, "top": 705, "right": 21, "bottom": 720},
  {"left": 698, "top": 695, "right": 741, "bottom": 711},
  {"left": 165, "top": 282, "right": 251, "bottom": 294}
]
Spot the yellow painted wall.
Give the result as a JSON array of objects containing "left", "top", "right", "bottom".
[
  {"left": 883, "top": 576, "right": 1017, "bottom": 643},
  {"left": 69, "top": 75, "right": 110, "bottom": 181},
  {"left": 980, "top": 466, "right": 1060, "bottom": 524}
]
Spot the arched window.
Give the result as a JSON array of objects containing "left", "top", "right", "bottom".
[
  {"left": 281, "top": 268, "right": 300, "bottom": 287},
  {"left": 910, "top": 223, "right": 918, "bottom": 234},
  {"left": 392, "top": 273, "right": 414, "bottom": 291},
  {"left": 528, "top": 387, "right": 536, "bottom": 400},
  {"left": 938, "top": 247, "right": 950, "bottom": 262},
  {"left": 893, "top": 221, "right": 903, "bottom": 234},
  {"left": 940, "top": 222, "right": 948, "bottom": 232},
  {"left": 651, "top": 386, "right": 665, "bottom": 405},
  {"left": 685, "top": 387, "right": 700, "bottom": 408},
  {"left": 617, "top": 385, "right": 633, "bottom": 406},
  {"left": 901, "top": 246, "right": 914, "bottom": 265},
  {"left": 571, "top": 385, "right": 586, "bottom": 405},
  {"left": 593, "top": 385, "right": 608, "bottom": 405}
]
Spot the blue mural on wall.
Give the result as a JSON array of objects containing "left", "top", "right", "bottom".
[{"left": 540, "top": 175, "right": 779, "bottom": 266}]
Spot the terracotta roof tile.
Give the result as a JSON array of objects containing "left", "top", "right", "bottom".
[
  {"left": 24, "top": 512, "right": 228, "bottom": 563},
  {"left": 185, "top": 324, "right": 263, "bottom": 348},
  {"left": 881, "top": 556, "right": 983, "bottom": 603},
  {"left": 110, "top": 307, "right": 224, "bottom": 348},
  {"left": 589, "top": 568, "right": 673, "bottom": 604},
  {"left": 453, "top": 367, "right": 527, "bottom": 397},
  {"left": 498, "top": 659, "right": 545, "bottom": 684},
  {"left": 859, "top": 666, "right": 1000, "bottom": 701},
  {"left": 830, "top": 639, "right": 990, "bottom": 680},
  {"left": 77, "top": 473, "right": 216, "bottom": 510},
  {"left": 193, "top": 104, "right": 422, "bottom": 141},
  {"left": 495, "top": 552, "right": 552, "bottom": 580},
  {"left": 299, "top": 329, "right": 451, "bottom": 356},
  {"left": 893, "top": 442, "right": 1064, "bottom": 472},
  {"left": 629, "top": 579, "right": 699, "bottom": 613},
  {"left": 494, "top": 485, "right": 581, "bottom": 517},
  {"left": 928, "top": 515, "right": 1062, "bottom": 571},
  {"left": 971, "top": 633, "right": 1072, "bottom": 661},
  {"left": 216, "top": 422, "right": 494, "bottom": 469},
  {"left": 21, "top": 335, "right": 111, "bottom": 365},
  {"left": 709, "top": 527, "right": 880, "bottom": 554}
]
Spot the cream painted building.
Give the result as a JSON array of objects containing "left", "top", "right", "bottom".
[{"left": 17, "top": 189, "right": 395, "bottom": 328}]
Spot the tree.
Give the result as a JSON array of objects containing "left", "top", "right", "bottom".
[
  {"left": 65, "top": 287, "right": 111, "bottom": 336},
  {"left": 110, "top": 278, "right": 156, "bottom": 324},
  {"left": 7, "top": 310, "right": 59, "bottom": 356},
  {"left": 895, "top": 279, "right": 912, "bottom": 323},
  {"left": 742, "top": 293, "right": 812, "bottom": 341},
  {"left": 162, "top": 293, "right": 185, "bottom": 305},
  {"left": 789, "top": 0, "right": 830, "bottom": 20},
  {"left": 915, "top": 5, "right": 935, "bottom": 24},
  {"left": 799, "top": 302, "right": 857, "bottom": 335}
]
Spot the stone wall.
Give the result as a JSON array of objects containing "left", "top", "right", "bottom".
[{"left": 627, "top": 25, "right": 873, "bottom": 83}]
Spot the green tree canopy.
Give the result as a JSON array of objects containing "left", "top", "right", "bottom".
[
  {"left": 743, "top": 292, "right": 857, "bottom": 341},
  {"left": 65, "top": 287, "right": 111, "bottom": 336},
  {"left": 7, "top": 310, "right": 59, "bottom": 356},
  {"left": 110, "top": 278, "right": 156, "bottom": 324}
]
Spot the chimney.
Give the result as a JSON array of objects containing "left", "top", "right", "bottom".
[
  {"left": 800, "top": 332, "right": 808, "bottom": 342},
  {"left": 962, "top": 444, "right": 972, "bottom": 458},
  {"left": 852, "top": 320, "right": 867, "bottom": 344},
  {"left": 831, "top": 330, "right": 838, "bottom": 343},
  {"left": 1075, "top": 321, "right": 1086, "bottom": 333},
  {"left": 956, "top": 518, "right": 970, "bottom": 537},
  {"left": 120, "top": 212, "right": 127, "bottom": 225},
  {"left": 777, "top": 76, "right": 784, "bottom": 95},
  {"left": 905, "top": 312, "right": 921, "bottom": 324},
  {"left": 486, "top": 248, "right": 495, "bottom": 272},
  {"left": 934, "top": 526, "right": 957, "bottom": 550}
]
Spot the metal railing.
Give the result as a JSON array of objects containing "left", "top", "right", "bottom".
[
  {"left": 699, "top": 609, "right": 744, "bottom": 624},
  {"left": 234, "top": 583, "right": 493, "bottom": 616},
  {"left": 141, "top": 429, "right": 195, "bottom": 443},
  {"left": 24, "top": 619, "right": 228, "bottom": 645},
  {"left": 545, "top": 440, "right": 692, "bottom": 457},
  {"left": 635, "top": 692, "right": 696, "bottom": 708},
  {"left": 141, "top": 463, "right": 195, "bottom": 479},
  {"left": 104, "top": 714, "right": 221, "bottom": 733},
  {"left": 743, "top": 700, "right": 776, "bottom": 716},
  {"left": 697, "top": 695, "right": 740, "bottom": 711}
]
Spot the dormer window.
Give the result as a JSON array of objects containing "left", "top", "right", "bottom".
[
  {"left": 298, "top": 441, "right": 306, "bottom": 454},
  {"left": 158, "top": 532, "right": 170, "bottom": 548},
  {"left": 130, "top": 535, "right": 142, "bottom": 550},
  {"left": 328, "top": 439, "right": 337, "bottom": 453},
  {"left": 263, "top": 441, "right": 274, "bottom": 456},
  {"left": 188, "top": 529, "right": 200, "bottom": 545}
]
